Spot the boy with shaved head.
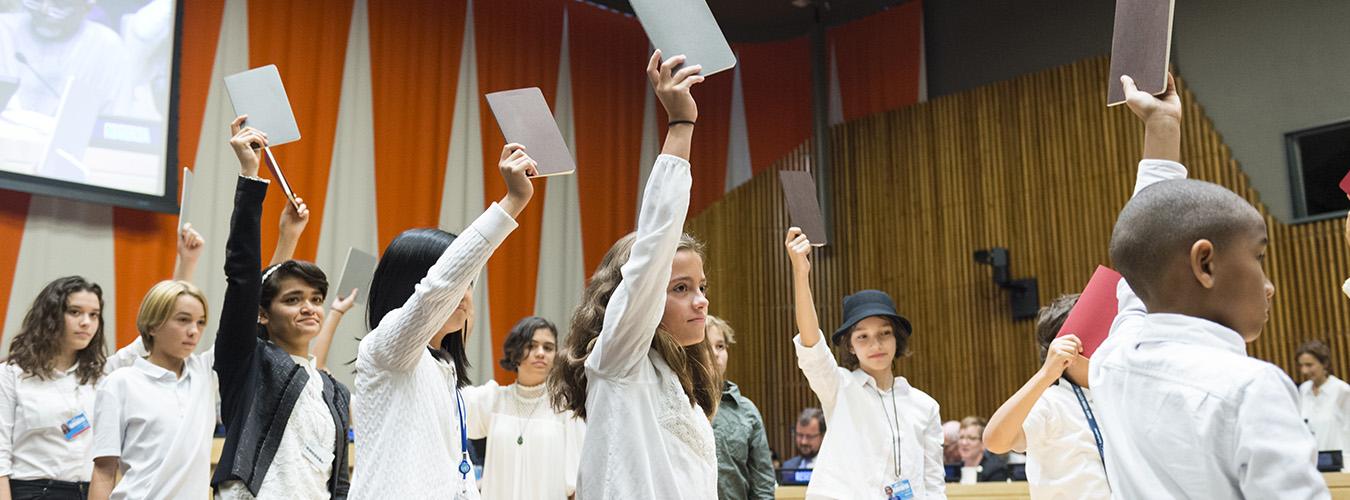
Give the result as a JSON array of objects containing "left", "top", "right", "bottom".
[{"left": 1091, "top": 76, "right": 1329, "bottom": 498}]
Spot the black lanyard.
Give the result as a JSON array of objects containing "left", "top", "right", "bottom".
[
  {"left": 1065, "top": 379, "right": 1105, "bottom": 470},
  {"left": 877, "top": 383, "right": 902, "bottom": 480}
]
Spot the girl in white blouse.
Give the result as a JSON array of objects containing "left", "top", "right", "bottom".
[
  {"left": 547, "top": 50, "right": 720, "bottom": 499},
  {"left": 783, "top": 228, "right": 946, "bottom": 500},
  {"left": 347, "top": 144, "right": 536, "bottom": 500},
  {"left": 465, "top": 316, "right": 583, "bottom": 500},
  {"left": 0, "top": 276, "right": 107, "bottom": 500}
]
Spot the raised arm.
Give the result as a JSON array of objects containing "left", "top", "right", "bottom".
[
  {"left": 215, "top": 116, "right": 270, "bottom": 383},
  {"left": 985, "top": 335, "right": 1083, "bottom": 453},
  {"left": 585, "top": 51, "right": 701, "bottom": 378},
  {"left": 172, "top": 224, "right": 205, "bottom": 284},
  {"left": 269, "top": 198, "right": 309, "bottom": 266},
  {"left": 313, "top": 288, "right": 356, "bottom": 371},
  {"left": 785, "top": 228, "right": 821, "bottom": 347},
  {"left": 359, "top": 146, "right": 531, "bottom": 372}
]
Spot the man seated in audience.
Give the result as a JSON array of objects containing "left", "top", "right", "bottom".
[
  {"left": 782, "top": 408, "right": 824, "bottom": 470},
  {"left": 957, "top": 416, "right": 1007, "bottom": 483}
]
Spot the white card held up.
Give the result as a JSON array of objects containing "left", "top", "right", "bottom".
[
  {"left": 485, "top": 87, "right": 576, "bottom": 177},
  {"left": 177, "top": 167, "right": 192, "bottom": 231},
  {"left": 336, "top": 248, "right": 378, "bottom": 307},
  {"left": 223, "top": 65, "right": 301, "bottom": 145},
  {"left": 629, "top": 0, "right": 737, "bottom": 76}
]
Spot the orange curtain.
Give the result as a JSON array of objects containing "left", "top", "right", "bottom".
[
  {"left": 680, "top": 72, "right": 733, "bottom": 216},
  {"left": 737, "top": 37, "right": 813, "bottom": 176},
  {"left": 0, "top": 190, "right": 31, "bottom": 335},
  {"left": 569, "top": 4, "right": 647, "bottom": 277},
  {"left": 109, "top": 0, "right": 226, "bottom": 346},
  {"left": 248, "top": 0, "right": 354, "bottom": 263},
  {"left": 475, "top": 0, "right": 565, "bottom": 383},
  {"left": 828, "top": 0, "right": 924, "bottom": 122},
  {"left": 369, "top": 0, "right": 468, "bottom": 253}
]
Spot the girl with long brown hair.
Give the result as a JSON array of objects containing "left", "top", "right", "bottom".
[
  {"left": 548, "top": 50, "right": 720, "bottom": 499},
  {"left": 0, "top": 276, "right": 106, "bottom": 500}
]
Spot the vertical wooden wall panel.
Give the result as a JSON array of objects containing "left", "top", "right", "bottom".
[{"left": 689, "top": 56, "right": 1350, "bottom": 460}]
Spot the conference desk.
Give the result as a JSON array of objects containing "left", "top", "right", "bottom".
[{"left": 773, "top": 473, "right": 1350, "bottom": 499}]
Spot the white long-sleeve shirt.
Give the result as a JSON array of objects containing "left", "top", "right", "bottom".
[
  {"left": 1090, "top": 159, "right": 1329, "bottom": 499},
  {"left": 792, "top": 335, "right": 945, "bottom": 500},
  {"left": 349, "top": 203, "right": 517, "bottom": 500},
  {"left": 1299, "top": 375, "right": 1350, "bottom": 454},
  {"left": 575, "top": 154, "right": 719, "bottom": 499}
]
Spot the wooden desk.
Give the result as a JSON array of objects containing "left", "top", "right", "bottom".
[{"left": 775, "top": 473, "right": 1350, "bottom": 499}]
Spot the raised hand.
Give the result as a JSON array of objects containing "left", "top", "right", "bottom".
[
  {"left": 178, "top": 223, "right": 205, "bottom": 263},
  {"left": 229, "top": 115, "right": 269, "bottom": 178},
  {"left": 647, "top": 50, "right": 704, "bottom": 123},
  {"left": 331, "top": 288, "right": 358, "bottom": 315},
  {"left": 1122, "top": 73, "right": 1182, "bottom": 127},
  {"left": 497, "top": 143, "right": 537, "bottom": 218},
  {"left": 784, "top": 227, "right": 813, "bottom": 276},
  {"left": 1040, "top": 334, "right": 1082, "bottom": 379},
  {"left": 279, "top": 197, "right": 310, "bottom": 240}
]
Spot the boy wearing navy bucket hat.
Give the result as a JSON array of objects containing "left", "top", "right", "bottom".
[{"left": 783, "top": 228, "right": 946, "bottom": 500}]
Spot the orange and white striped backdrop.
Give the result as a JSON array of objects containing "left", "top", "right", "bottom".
[{"left": 0, "top": 0, "right": 924, "bottom": 388}]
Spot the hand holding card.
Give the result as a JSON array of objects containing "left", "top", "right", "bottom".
[
  {"left": 779, "top": 170, "right": 828, "bottom": 247},
  {"left": 485, "top": 88, "right": 575, "bottom": 177},
  {"left": 1107, "top": 0, "right": 1175, "bottom": 106},
  {"left": 1056, "top": 266, "right": 1124, "bottom": 359},
  {"left": 630, "top": 0, "right": 736, "bottom": 77},
  {"left": 225, "top": 65, "right": 303, "bottom": 210}
]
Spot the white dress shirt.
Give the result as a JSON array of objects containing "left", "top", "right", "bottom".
[
  {"left": 1091, "top": 158, "right": 1328, "bottom": 499},
  {"left": 217, "top": 355, "right": 335, "bottom": 499},
  {"left": 1021, "top": 382, "right": 1109, "bottom": 500},
  {"left": 92, "top": 354, "right": 217, "bottom": 500},
  {"left": 464, "top": 381, "right": 584, "bottom": 500},
  {"left": 0, "top": 363, "right": 97, "bottom": 482},
  {"left": 348, "top": 202, "right": 517, "bottom": 500},
  {"left": 792, "top": 335, "right": 945, "bottom": 500},
  {"left": 1299, "top": 375, "right": 1350, "bottom": 454},
  {"left": 575, "top": 154, "right": 719, "bottom": 499}
]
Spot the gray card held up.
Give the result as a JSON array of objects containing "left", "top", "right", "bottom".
[
  {"left": 1106, "top": 0, "right": 1175, "bottom": 106},
  {"left": 223, "top": 65, "right": 301, "bottom": 145},
  {"left": 485, "top": 87, "right": 575, "bottom": 177},
  {"left": 177, "top": 167, "right": 192, "bottom": 231},
  {"left": 629, "top": 0, "right": 736, "bottom": 76},
  {"left": 336, "top": 247, "right": 378, "bottom": 306},
  {"left": 779, "top": 170, "right": 828, "bottom": 247}
]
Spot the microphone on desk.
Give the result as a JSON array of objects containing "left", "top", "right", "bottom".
[{"left": 14, "top": 52, "right": 62, "bottom": 98}]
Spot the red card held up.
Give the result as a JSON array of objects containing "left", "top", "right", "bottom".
[
  {"left": 1056, "top": 266, "right": 1123, "bottom": 359},
  {"left": 1339, "top": 167, "right": 1350, "bottom": 196}
]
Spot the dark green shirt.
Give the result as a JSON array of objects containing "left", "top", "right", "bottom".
[{"left": 713, "top": 381, "right": 776, "bottom": 500}]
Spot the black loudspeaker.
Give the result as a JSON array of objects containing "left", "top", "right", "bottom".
[{"left": 1006, "top": 278, "right": 1040, "bottom": 321}]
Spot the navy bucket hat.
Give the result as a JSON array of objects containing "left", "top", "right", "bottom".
[{"left": 831, "top": 290, "right": 913, "bottom": 346}]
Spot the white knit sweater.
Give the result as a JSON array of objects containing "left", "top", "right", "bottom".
[{"left": 348, "top": 203, "right": 517, "bottom": 500}]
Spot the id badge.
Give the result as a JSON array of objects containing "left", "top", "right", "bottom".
[
  {"left": 884, "top": 479, "right": 914, "bottom": 500},
  {"left": 61, "top": 412, "right": 90, "bottom": 441}
]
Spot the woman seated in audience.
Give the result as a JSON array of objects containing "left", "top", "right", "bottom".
[
  {"left": 89, "top": 280, "right": 216, "bottom": 500},
  {"left": 956, "top": 416, "right": 1007, "bottom": 483},
  {"left": 783, "top": 227, "right": 945, "bottom": 499},
  {"left": 211, "top": 115, "right": 351, "bottom": 499},
  {"left": 464, "top": 316, "right": 583, "bottom": 500},
  {"left": 1296, "top": 340, "right": 1350, "bottom": 456},
  {"left": 0, "top": 277, "right": 107, "bottom": 500}
]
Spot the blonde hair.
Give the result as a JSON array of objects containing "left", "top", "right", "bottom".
[
  {"left": 136, "top": 280, "right": 208, "bottom": 350},
  {"left": 549, "top": 232, "right": 721, "bottom": 420},
  {"left": 706, "top": 314, "right": 735, "bottom": 345}
]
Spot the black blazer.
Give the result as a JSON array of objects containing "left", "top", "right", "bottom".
[
  {"left": 211, "top": 177, "right": 351, "bottom": 498},
  {"left": 976, "top": 451, "right": 1010, "bottom": 482}
]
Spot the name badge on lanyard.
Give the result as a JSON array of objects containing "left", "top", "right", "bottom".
[
  {"left": 61, "top": 412, "right": 90, "bottom": 441},
  {"left": 884, "top": 479, "right": 914, "bottom": 500}
]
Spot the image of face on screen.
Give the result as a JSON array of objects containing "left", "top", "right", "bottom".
[{"left": 0, "top": 0, "right": 175, "bottom": 196}]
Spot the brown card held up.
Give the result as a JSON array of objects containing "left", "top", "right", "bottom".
[
  {"left": 779, "top": 170, "right": 827, "bottom": 247},
  {"left": 1106, "top": 0, "right": 1175, "bottom": 106}
]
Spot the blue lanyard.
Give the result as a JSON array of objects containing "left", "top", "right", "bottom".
[
  {"left": 1066, "top": 380, "right": 1106, "bottom": 469},
  {"left": 455, "top": 387, "right": 471, "bottom": 479}
]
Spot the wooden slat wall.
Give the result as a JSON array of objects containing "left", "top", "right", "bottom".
[{"left": 688, "top": 56, "right": 1350, "bottom": 460}]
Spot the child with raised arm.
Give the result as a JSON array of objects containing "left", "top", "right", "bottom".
[
  {"left": 783, "top": 229, "right": 945, "bottom": 499},
  {"left": 1090, "top": 74, "right": 1329, "bottom": 499},
  {"left": 347, "top": 141, "right": 536, "bottom": 499},
  {"left": 547, "top": 50, "right": 720, "bottom": 499}
]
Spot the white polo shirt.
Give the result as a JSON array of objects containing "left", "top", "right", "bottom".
[
  {"left": 92, "top": 355, "right": 216, "bottom": 500},
  {"left": 1022, "top": 382, "right": 1109, "bottom": 500}
]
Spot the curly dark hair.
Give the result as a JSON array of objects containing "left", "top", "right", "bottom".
[
  {"left": 7, "top": 276, "right": 107, "bottom": 385},
  {"left": 500, "top": 316, "right": 558, "bottom": 372}
]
